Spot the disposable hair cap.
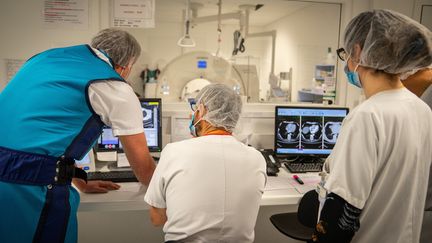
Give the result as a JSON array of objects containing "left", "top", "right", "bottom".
[
  {"left": 344, "top": 9, "right": 432, "bottom": 75},
  {"left": 195, "top": 83, "right": 242, "bottom": 132}
]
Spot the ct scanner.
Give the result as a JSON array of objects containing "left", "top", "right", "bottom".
[{"left": 152, "top": 51, "right": 260, "bottom": 102}]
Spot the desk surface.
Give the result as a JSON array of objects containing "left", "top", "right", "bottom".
[{"left": 78, "top": 168, "right": 319, "bottom": 212}]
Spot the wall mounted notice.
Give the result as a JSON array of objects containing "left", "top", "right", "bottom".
[
  {"left": 5, "top": 59, "right": 25, "bottom": 83},
  {"left": 112, "top": 0, "right": 155, "bottom": 28},
  {"left": 43, "top": 0, "right": 89, "bottom": 29}
]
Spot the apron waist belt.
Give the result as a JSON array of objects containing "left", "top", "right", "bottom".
[{"left": 0, "top": 146, "right": 86, "bottom": 185}]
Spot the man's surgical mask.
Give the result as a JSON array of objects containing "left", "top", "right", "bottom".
[{"left": 344, "top": 63, "right": 362, "bottom": 88}]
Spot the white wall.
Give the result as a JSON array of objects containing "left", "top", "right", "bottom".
[
  {"left": 0, "top": 0, "right": 104, "bottom": 90},
  {"left": 373, "top": 0, "right": 417, "bottom": 16},
  {"left": 0, "top": 0, "right": 266, "bottom": 96}
]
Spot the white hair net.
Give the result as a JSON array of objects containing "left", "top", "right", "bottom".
[
  {"left": 195, "top": 83, "right": 242, "bottom": 132},
  {"left": 344, "top": 9, "right": 432, "bottom": 75},
  {"left": 91, "top": 28, "right": 141, "bottom": 67}
]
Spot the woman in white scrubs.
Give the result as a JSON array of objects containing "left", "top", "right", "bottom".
[
  {"left": 144, "top": 84, "right": 267, "bottom": 243},
  {"left": 311, "top": 10, "right": 432, "bottom": 243}
]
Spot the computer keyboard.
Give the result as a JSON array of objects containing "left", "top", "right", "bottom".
[
  {"left": 284, "top": 162, "right": 323, "bottom": 173},
  {"left": 87, "top": 170, "right": 138, "bottom": 183}
]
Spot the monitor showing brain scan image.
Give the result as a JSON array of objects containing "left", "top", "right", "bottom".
[
  {"left": 300, "top": 117, "right": 323, "bottom": 149},
  {"left": 142, "top": 107, "right": 155, "bottom": 128},
  {"left": 323, "top": 117, "right": 344, "bottom": 149},
  {"left": 276, "top": 116, "right": 300, "bottom": 149}
]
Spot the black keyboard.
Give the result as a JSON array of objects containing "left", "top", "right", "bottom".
[
  {"left": 87, "top": 170, "right": 138, "bottom": 182},
  {"left": 284, "top": 162, "right": 323, "bottom": 173}
]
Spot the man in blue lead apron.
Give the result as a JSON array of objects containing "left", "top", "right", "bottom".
[{"left": 0, "top": 28, "right": 156, "bottom": 243}]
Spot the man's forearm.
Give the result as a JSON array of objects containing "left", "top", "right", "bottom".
[{"left": 119, "top": 133, "right": 156, "bottom": 185}]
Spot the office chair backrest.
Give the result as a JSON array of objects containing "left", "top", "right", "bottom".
[{"left": 297, "top": 190, "right": 319, "bottom": 228}]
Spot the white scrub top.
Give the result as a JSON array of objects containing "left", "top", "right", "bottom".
[
  {"left": 144, "top": 135, "right": 267, "bottom": 243},
  {"left": 325, "top": 88, "right": 432, "bottom": 243}
]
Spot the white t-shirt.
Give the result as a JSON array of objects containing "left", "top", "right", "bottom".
[
  {"left": 324, "top": 88, "right": 432, "bottom": 243},
  {"left": 144, "top": 135, "right": 267, "bottom": 243},
  {"left": 88, "top": 81, "right": 144, "bottom": 136},
  {"left": 87, "top": 47, "right": 144, "bottom": 136}
]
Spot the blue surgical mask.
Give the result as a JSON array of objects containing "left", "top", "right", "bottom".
[
  {"left": 189, "top": 112, "right": 202, "bottom": 137},
  {"left": 344, "top": 64, "right": 362, "bottom": 88}
]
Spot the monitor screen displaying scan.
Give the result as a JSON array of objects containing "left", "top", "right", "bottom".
[
  {"left": 275, "top": 106, "right": 348, "bottom": 156},
  {"left": 97, "top": 98, "right": 162, "bottom": 152},
  {"left": 140, "top": 98, "right": 162, "bottom": 152}
]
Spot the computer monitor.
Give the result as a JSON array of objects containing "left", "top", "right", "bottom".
[
  {"left": 140, "top": 98, "right": 162, "bottom": 152},
  {"left": 96, "top": 98, "right": 162, "bottom": 152},
  {"left": 97, "top": 126, "right": 122, "bottom": 150},
  {"left": 274, "top": 106, "right": 348, "bottom": 157},
  {"left": 75, "top": 149, "right": 96, "bottom": 172}
]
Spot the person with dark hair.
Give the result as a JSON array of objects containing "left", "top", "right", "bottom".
[
  {"left": 311, "top": 10, "right": 432, "bottom": 243},
  {"left": 0, "top": 28, "right": 156, "bottom": 243},
  {"left": 402, "top": 68, "right": 432, "bottom": 108},
  {"left": 401, "top": 67, "right": 432, "bottom": 243}
]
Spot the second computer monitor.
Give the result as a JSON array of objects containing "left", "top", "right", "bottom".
[
  {"left": 98, "top": 126, "right": 122, "bottom": 150},
  {"left": 275, "top": 106, "right": 348, "bottom": 157},
  {"left": 140, "top": 98, "right": 162, "bottom": 152},
  {"left": 97, "top": 98, "right": 162, "bottom": 152}
]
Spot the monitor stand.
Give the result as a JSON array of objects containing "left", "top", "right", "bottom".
[
  {"left": 106, "top": 152, "right": 160, "bottom": 171},
  {"left": 96, "top": 151, "right": 117, "bottom": 161}
]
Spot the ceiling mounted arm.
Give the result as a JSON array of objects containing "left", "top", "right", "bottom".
[{"left": 177, "top": 0, "right": 196, "bottom": 48}]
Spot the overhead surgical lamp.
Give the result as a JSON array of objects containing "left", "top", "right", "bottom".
[{"left": 177, "top": 0, "right": 195, "bottom": 47}]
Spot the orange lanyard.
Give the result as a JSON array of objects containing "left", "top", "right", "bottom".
[{"left": 202, "top": 130, "right": 232, "bottom": 136}]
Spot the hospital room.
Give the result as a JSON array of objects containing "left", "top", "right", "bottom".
[{"left": 0, "top": 0, "right": 431, "bottom": 242}]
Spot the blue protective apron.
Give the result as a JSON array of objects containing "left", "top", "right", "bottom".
[{"left": 0, "top": 45, "right": 124, "bottom": 243}]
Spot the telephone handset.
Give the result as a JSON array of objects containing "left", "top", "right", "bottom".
[{"left": 259, "top": 149, "right": 280, "bottom": 176}]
